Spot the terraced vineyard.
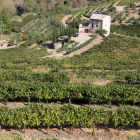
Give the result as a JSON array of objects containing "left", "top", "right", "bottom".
[
  {"left": 118, "top": 0, "right": 139, "bottom": 6},
  {"left": 22, "top": 16, "right": 64, "bottom": 35},
  {"left": 1, "top": 1, "right": 140, "bottom": 139},
  {"left": 0, "top": 32, "right": 140, "bottom": 140}
]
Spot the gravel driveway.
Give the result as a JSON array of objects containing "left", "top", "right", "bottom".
[{"left": 71, "top": 33, "right": 95, "bottom": 43}]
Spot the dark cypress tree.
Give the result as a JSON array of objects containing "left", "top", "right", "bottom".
[
  {"left": 53, "top": 26, "right": 56, "bottom": 44},
  {"left": 73, "top": 18, "right": 76, "bottom": 36}
]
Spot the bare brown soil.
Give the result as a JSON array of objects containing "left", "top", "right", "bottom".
[
  {"left": 2, "top": 126, "right": 140, "bottom": 140},
  {"left": 111, "top": 2, "right": 140, "bottom": 25}
]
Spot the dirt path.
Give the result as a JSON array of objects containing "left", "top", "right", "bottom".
[
  {"left": 61, "top": 14, "right": 72, "bottom": 28},
  {"left": 113, "top": 0, "right": 120, "bottom": 7},
  {"left": 47, "top": 51, "right": 66, "bottom": 58},
  {"left": 41, "top": 36, "right": 103, "bottom": 59},
  {"left": 67, "top": 36, "right": 103, "bottom": 57},
  {"left": 2, "top": 126, "right": 138, "bottom": 140}
]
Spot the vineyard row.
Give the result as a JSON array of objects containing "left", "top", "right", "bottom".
[
  {"left": 0, "top": 104, "right": 140, "bottom": 130},
  {"left": 0, "top": 82, "right": 139, "bottom": 106}
]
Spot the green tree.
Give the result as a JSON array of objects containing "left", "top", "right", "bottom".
[
  {"left": 0, "top": 10, "right": 12, "bottom": 34},
  {"left": 0, "top": 0, "right": 16, "bottom": 16},
  {"left": 0, "top": 10, "right": 10, "bottom": 25},
  {"left": 29, "top": 34, "right": 33, "bottom": 40},
  {"left": 24, "top": 0, "right": 35, "bottom": 13},
  {"left": 73, "top": 18, "right": 76, "bottom": 36},
  {"left": 52, "top": 26, "right": 57, "bottom": 44},
  {"left": 40, "top": 6, "right": 46, "bottom": 13},
  {"left": 95, "top": 29, "right": 107, "bottom": 37},
  {"left": 0, "top": 23, "right": 6, "bottom": 34}
]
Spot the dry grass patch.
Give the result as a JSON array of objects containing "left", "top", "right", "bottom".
[
  {"left": 32, "top": 66, "right": 48, "bottom": 73},
  {"left": 93, "top": 79, "right": 113, "bottom": 85},
  {"left": 129, "top": 47, "right": 140, "bottom": 53}
]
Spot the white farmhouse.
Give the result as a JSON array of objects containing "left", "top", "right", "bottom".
[{"left": 79, "top": 13, "right": 111, "bottom": 36}]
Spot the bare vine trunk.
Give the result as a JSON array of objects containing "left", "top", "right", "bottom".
[
  {"left": 28, "top": 97, "right": 30, "bottom": 104},
  {"left": 92, "top": 123, "right": 96, "bottom": 139},
  {"left": 109, "top": 99, "right": 112, "bottom": 108},
  {"left": 69, "top": 98, "right": 71, "bottom": 104},
  {"left": 5, "top": 98, "right": 8, "bottom": 105},
  {"left": 46, "top": 99, "right": 48, "bottom": 106},
  {"left": 70, "top": 126, "right": 73, "bottom": 135},
  {"left": 47, "top": 125, "right": 49, "bottom": 134},
  {"left": 21, "top": 97, "right": 25, "bottom": 105},
  {"left": 24, "top": 124, "right": 26, "bottom": 133},
  {"left": 60, "top": 125, "right": 62, "bottom": 135}
]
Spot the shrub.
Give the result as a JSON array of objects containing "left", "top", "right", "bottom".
[
  {"left": 95, "top": 29, "right": 107, "bottom": 36},
  {"left": 13, "top": 27, "right": 21, "bottom": 33},
  {"left": 110, "top": 24, "right": 140, "bottom": 37},
  {"left": 133, "top": 19, "right": 139, "bottom": 25},
  {"left": 113, "top": 17, "right": 117, "bottom": 22},
  {"left": 126, "top": 8, "right": 130, "bottom": 13},
  {"left": 8, "top": 39, "right": 14, "bottom": 45},
  {"left": 129, "top": 2, "right": 136, "bottom": 9},
  {"left": 21, "top": 35, "right": 28, "bottom": 41},
  {"left": 127, "top": 18, "right": 132, "bottom": 23}
]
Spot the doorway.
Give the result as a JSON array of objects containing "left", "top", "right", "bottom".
[{"left": 84, "top": 29, "right": 88, "bottom": 33}]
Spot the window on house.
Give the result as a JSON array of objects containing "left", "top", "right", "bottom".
[
  {"left": 97, "top": 20, "right": 98, "bottom": 22},
  {"left": 96, "top": 25, "right": 98, "bottom": 27},
  {"left": 92, "top": 19, "right": 94, "bottom": 21}
]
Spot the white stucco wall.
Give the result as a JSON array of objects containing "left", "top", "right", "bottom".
[
  {"left": 79, "top": 24, "right": 84, "bottom": 33},
  {"left": 79, "top": 27, "right": 84, "bottom": 33},
  {"left": 102, "top": 16, "right": 111, "bottom": 36}
]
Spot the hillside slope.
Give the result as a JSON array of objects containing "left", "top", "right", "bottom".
[{"left": 8, "top": 0, "right": 112, "bottom": 9}]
